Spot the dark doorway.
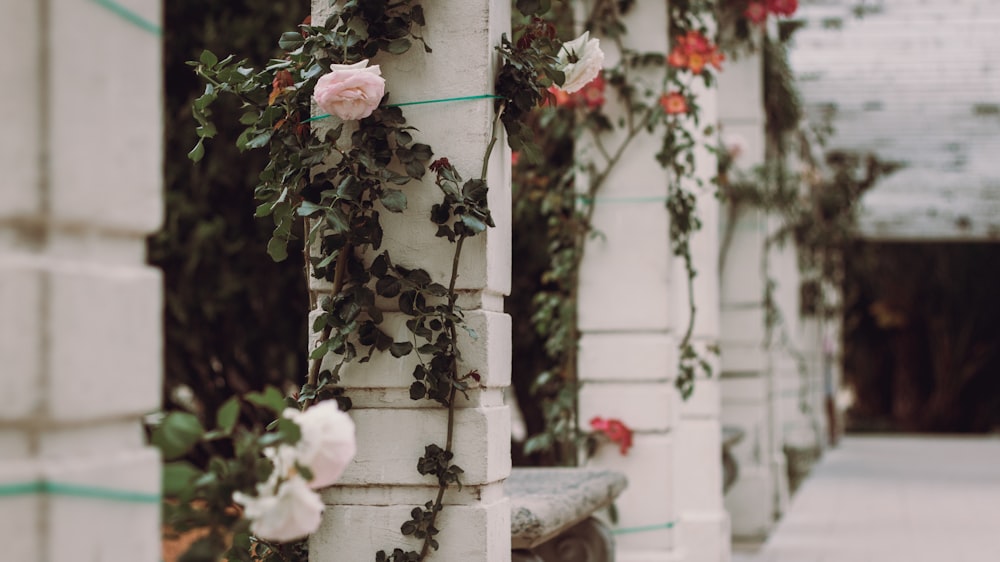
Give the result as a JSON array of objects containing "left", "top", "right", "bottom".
[{"left": 843, "top": 242, "right": 1000, "bottom": 432}]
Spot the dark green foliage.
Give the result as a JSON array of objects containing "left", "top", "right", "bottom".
[
  {"left": 763, "top": 35, "right": 802, "bottom": 152},
  {"left": 153, "top": 0, "right": 309, "bottom": 428},
  {"left": 154, "top": 387, "right": 306, "bottom": 562}
]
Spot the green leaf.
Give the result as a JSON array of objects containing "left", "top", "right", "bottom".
[
  {"left": 245, "top": 130, "right": 273, "bottom": 149},
  {"left": 151, "top": 412, "right": 204, "bottom": 460},
  {"left": 179, "top": 536, "right": 223, "bottom": 562},
  {"left": 411, "top": 143, "right": 433, "bottom": 162},
  {"left": 266, "top": 236, "right": 288, "bottom": 262},
  {"left": 524, "top": 433, "right": 554, "bottom": 455},
  {"left": 310, "top": 340, "right": 330, "bottom": 360},
  {"left": 235, "top": 128, "right": 253, "bottom": 151},
  {"left": 380, "top": 189, "right": 407, "bottom": 212},
  {"left": 216, "top": 397, "right": 240, "bottom": 434},
  {"left": 187, "top": 139, "right": 205, "bottom": 163},
  {"left": 371, "top": 253, "right": 391, "bottom": 277},
  {"left": 297, "top": 200, "right": 324, "bottom": 217},
  {"left": 406, "top": 269, "right": 432, "bottom": 287},
  {"left": 246, "top": 386, "right": 287, "bottom": 414},
  {"left": 386, "top": 174, "right": 412, "bottom": 185},
  {"left": 411, "top": 5, "right": 426, "bottom": 25},
  {"left": 193, "top": 84, "right": 216, "bottom": 111},
  {"left": 517, "top": 0, "right": 542, "bottom": 16},
  {"left": 336, "top": 176, "right": 364, "bottom": 201},
  {"left": 229, "top": 533, "right": 253, "bottom": 560},
  {"left": 460, "top": 214, "right": 488, "bottom": 233},
  {"left": 199, "top": 49, "right": 218, "bottom": 67},
  {"left": 195, "top": 122, "right": 217, "bottom": 139},
  {"left": 265, "top": 59, "right": 293, "bottom": 71},
  {"left": 375, "top": 276, "right": 401, "bottom": 298},
  {"left": 409, "top": 382, "right": 426, "bottom": 400},
  {"left": 386, "top": 38, "right": 412, "bottom": 54},
  {"left": 275, "top": 416, "right": 302, "bottom": 444},
  {"left": 162, "top": 461, "right": 201, "bottom": 496},
  {"left": 405, "top": 161, "right": 425, "bottom": 179},
  {"left": 462, "top": 179, "right": 488, "bottom": 202},
  {"left": 390, "top": 341, "right": 413, "bottom": 358},
  {"left": 325, "top": 206, "right": 350, "bottom": 233},
  {"left": 278, "top": 31, "right": 305, "bottom": 50},
  {"left": 254, "top": 201, "right": 274, "bottom": 218}
]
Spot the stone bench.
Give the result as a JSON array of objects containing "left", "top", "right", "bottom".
[{"left": 506, "top": 468, "right": 628, "bottom": 562}]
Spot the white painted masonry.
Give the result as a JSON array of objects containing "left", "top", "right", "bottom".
[
  {"left": 577, "top": 2, "right": 729, "bottom": 561},
  {"left": 717, "top": 47, "right": 789, "bottom": 540},
  {"left": 717, "top": 40, "right": 831, "bottom": 540},
  {"left": 308, "top": 1, "right": 513, "bottom": 560},
  {"left": 0, "top": 0, "right": 163, "bottom": 560},
  {"left": 673, "top": 80, "right": 730, "bottom": 562}
]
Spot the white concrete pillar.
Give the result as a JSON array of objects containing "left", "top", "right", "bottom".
[
  {"left": 307, "top": 1, "right": 512, "bottom": 560},
  {"left": 576, "top": 4, "right": 677, "bottom": 561},
  {"left": 0, "top": 1, "right": 163, "bottom": 560},
  {"left": 672, "top": 80, "right": 730, "bottom": 562},
  {"left": 769, "top": 236, "right": 824, "bottom": 466},
  {"left": 717, "top": 47, "right": 789, "bottom": 538},
  {"left": 576, "top": 3, "right": 727, "bottom": 561}
]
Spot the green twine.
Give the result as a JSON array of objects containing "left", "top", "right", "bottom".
[
  {"left": 612, "top": 521, "right": 675, "bottom": 535},
  {"left": 0, "top": 481, "right": 160, "bottom": 505},
  {"left": 90, "top": 0, "right": 162, "bottom": 35},
  {"left": 577, "top": 195, "right": 670, "bottom": 204},
  {"left": 389, "top": 94, "right": 505, "bottom": 108},
  {"left": 306, "top": 94, "right": 505, "bottom": 123}
]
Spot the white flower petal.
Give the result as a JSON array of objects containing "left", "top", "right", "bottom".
[
  {"left": 235, "top": 475, "right": 325, "bottom": 543},
  {"left": 555, "top": 33, "right": 605, "bottom": 94}
]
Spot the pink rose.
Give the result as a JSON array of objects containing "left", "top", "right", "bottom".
[{"left": 313, "top": 60, "right": 385, "bottom": 121}]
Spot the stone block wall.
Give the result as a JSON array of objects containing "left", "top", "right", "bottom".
[
  {"left": 717, "top": 47, "right": 787, "bottom": 540},
  {"left": 0, "top": 1, "right": 163, "bottom": 559}
]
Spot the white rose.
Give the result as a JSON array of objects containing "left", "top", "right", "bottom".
[
  {"left": 283, "top": 402, "right": 357, "bottom": 489},
  {"left": 234, "top": 475, "right": 324, "bottom": 543},
  {"left": 263, "top": 444, "right": 299, "bottom": 481},
  {"left": 555, "top": 31, "right": 605, "bottom": 94}
]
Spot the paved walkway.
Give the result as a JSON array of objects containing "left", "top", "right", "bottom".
[{"left": 733, "top": 435, "right": 1000, "bottom": 562}]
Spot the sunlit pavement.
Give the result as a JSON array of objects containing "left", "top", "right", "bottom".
[{"left": 731, "top": 435, "right": 1000, "bottom": 562}]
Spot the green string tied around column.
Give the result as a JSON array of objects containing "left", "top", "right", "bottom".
[
  {"left": 577, "top": 195, "right": 671, "bottom": 204},
  {"left": 89, "top": 0, "right": 162, "bottom": 35},
  {"left": 0, "top": 480, "right": 160, "bottom": 504},
  {"left": 611, "top": 520, "right": 676, "bottom": 535},
  {"left": 306, "top": 94, "right": 506, "bottom": 123}
]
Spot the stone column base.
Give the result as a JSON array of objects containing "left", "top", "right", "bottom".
[{"left": 679, "top": 511, "right": 731, "bottom": 562}]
